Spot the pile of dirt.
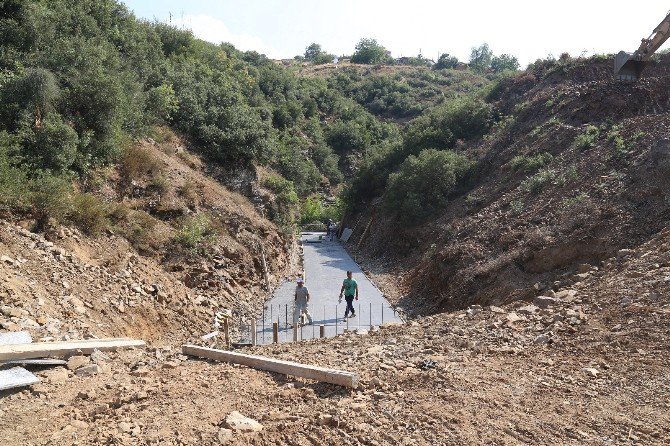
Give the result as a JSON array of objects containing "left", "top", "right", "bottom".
[
  {"left": 347, "top": 56, "right": 670, "bottom": 315},
  {"left": 1, "top": 227, "right": 667, "bottom": 445}
]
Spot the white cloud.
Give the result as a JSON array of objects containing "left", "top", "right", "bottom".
[{"left": 171, "top": 14, "right": 283, "bottom": 58}]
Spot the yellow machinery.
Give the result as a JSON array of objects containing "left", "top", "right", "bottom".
[{"left": 614, "top": 11, "right": 670, "bottom": 80}]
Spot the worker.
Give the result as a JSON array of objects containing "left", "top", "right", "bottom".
[
  {"left": 339, "top": 271, "right": 358, "bottom": 319},
  {"left": 327, "top": 220, "right": 336, "bottom": 241},
  {"left": 294, "top": 278, "right": 313, "bottom": 326}
]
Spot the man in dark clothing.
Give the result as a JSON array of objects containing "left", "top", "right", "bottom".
[{"left": 339, "top": 270, "right": 358, "bottom": 319}]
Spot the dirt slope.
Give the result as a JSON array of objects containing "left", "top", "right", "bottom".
[{"left": 348, "top": 56, "right": 670, "bottom": 315}]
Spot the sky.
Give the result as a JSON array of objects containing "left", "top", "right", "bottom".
[{"left": 122, "top": 1, "right": 670, "bottom": 67}]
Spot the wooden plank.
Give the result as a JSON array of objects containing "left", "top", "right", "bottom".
[
  {"left": 0, "top": 367, "right": 40, "bottom": 391},
  {"left": 0, "top": 331, "right": 32, "bottom": 345},
  {"left": 223, "top": 319, "right": 230, "bottom": 348},
  {"left": 0, "top": 338, "right": 145, "bottom": 361},
  {"left": 183, "top": 345, "right": 359, "bottom": 388}
]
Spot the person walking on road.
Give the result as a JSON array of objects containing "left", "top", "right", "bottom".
[
  {"left": 339, "top": 271, "right": 358, "bottom": 319},
  {"left": 294, "top": 278, "right": 313, "bottom": 326},
  {"left": 327, "top": 220, "right": 336, "bottom": 241}
]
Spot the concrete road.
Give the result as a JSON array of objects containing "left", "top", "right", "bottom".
[{"left": 255, "top": 232, "right": 402, "bottom": 344}]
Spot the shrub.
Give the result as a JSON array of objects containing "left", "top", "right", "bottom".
[
  {"left": 510, "top": 152, "right": 553, "bottom": 173},
  {"left": 174, "top": 213, "right": 215, "bottom": 252},
  {"left": 385, "top": 149, "right": 474, "bottom": 224},
  {"left": 322, "top": 197, "right": 344, "bottom": 222},
  {"left": 404, "top": 98, "right": 495, "bottom": 152},
  {"left": 23, "top": 113, "right": 79, "bottom": 171},
  {"left": 119, "top": 146, "right": 162, "bottom": 184},
  {"left": 70, "top": 193, "right": 109, "bottom": 235},
  {"left": 520, "top": 168, "right": 557, "bottom": 194},
  {"left": 178, "top": 179, "right": 197, "bottom": 202},
  {"left": 510, "top": 200, "right": 524, "bottom": 214},
  {"left": 146, "top": 83, "right": 179, "bottom": 123},
  {"left": 262, "top": 173, "right": 299, "bottom": 232},
  {"left": 121, "top": 210, "right": 158, "bottom": 254},
  {"left": 148, "top": 174, "right": 170, "bottom": 195},
  {"left": 0, "top": 131, "right": 28, "bottom": 209},
  {"left": 28, "top": 173, "right": 73, "bottom": 230},
  {"left": 573, "top": 125, "right": 600, "bottom": 150},
  {"left": 300, "top": 195, "right": 323, "bottom": 224},
  {"left": 520, "top": 165, "right": 578, "bottom": 194},
  {"left": 562, "top": 192, "right": 589, "bottom": 208}
]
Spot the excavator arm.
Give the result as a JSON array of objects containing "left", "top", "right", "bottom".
[{"left": 614, "top": 10, "right": 670, "bottom": 81}]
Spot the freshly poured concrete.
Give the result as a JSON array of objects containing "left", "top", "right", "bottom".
[{"left": 255, "top": 233, "right": 402, "bottom": 344}]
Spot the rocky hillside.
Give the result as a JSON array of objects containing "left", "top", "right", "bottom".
[
  {"left": 0, "top": 132, "right": 297, "bottom": 345},
  {"left": 347, "top": 56, "right": 670, "bottom": 315}
]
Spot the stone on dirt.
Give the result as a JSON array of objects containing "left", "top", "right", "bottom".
[
  {"left": 582, "top": 367, "right": 599, "bottom": 378},
  {"left": 224, "top": 411, "right": 263, "bottom": 433},
  {"left": 533, "top": 296, "right": 557, "bottom": 309},
  {"left": 74, "top": 364, "right": 101, "bottom": 377},
  {"left": 517, "top": 304, "right": 539, "bottom": 315},
  {"left": 66, "top": 355, "right": 90, "bottom": 371},
  {"left": 217, "top": 428, "right": 234, "bottom": 444}
]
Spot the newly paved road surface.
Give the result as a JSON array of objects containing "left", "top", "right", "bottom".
[{"left": 255, "top": 232, "right": 402, "bottom": 344}]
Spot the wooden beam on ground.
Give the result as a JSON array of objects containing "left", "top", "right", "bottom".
[
  {"left": 182, "top": 345, "right": 359, "bottom": 388},
  {"left": 0, "top": 338, "right": 145, "bottom": 361}
]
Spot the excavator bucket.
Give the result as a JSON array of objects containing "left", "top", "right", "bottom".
[{"left": 614, "top": 51, "right": 647, "bottom": 81}]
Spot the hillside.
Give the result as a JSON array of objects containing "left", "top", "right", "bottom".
[
  {"left": 345, "top": 55, "right": 670, "bottom": 316},
  {"left": 296, "top": 61, "right": 491, "bottom": 123},
  {"left": 0, "top": 133, "right": 296, "bottom": 344}
]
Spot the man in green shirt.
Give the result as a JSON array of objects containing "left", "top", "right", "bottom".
[{"left": 339, "top": 271, "right": 358, "bottom": 319}]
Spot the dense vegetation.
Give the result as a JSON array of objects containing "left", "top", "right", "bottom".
[
  {"left": 0, "top": 0, "right": 402, "bottom": 231},
  {"left": 0, "top": 0, "right": 522, "bottom": 234}
]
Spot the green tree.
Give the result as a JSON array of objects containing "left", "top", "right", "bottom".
[
  {"left": 23, "top": 113, "right": 79, "bottom": 172},
  {"left": 305, "top": 43, "right": 323, "bottom": 61},
  {"left": 146, "top": 83, "right": 179, "bottom": 123},
  {"left": 469, "top": 43, "right": 493, "bottom": 73},
  {"left": 404, "top": 98, "right": 495, "bottom": 152},
  {"left": 7, "top": 68, "right": 60, "bottom": 126},
  {"left": 351, "top": 38, "right": 391, "bottom": 65},
  {"left": 491, "top": 54, "right": 520, "bottom": 73},
  {"left": 434, "top": 53, "right": 460, "bottom": 70},
  {"left": 304, "top": 43, "right": 335, "bottom": 64},
  {"left": 300, "top": 195, "right": 323, "bottom": 224},
  {"left": 385, "top": 149, "right": 474, "bottom": 224}
]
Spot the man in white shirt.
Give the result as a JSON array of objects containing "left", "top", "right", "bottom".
[{"left": 294, "top": 278, "right": 313, "bottom": 326}]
